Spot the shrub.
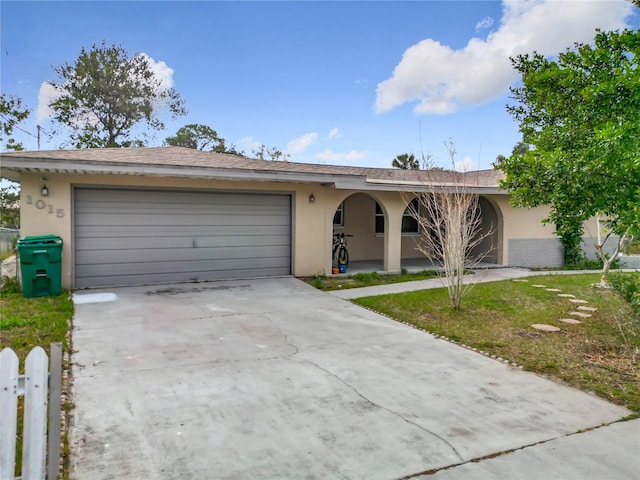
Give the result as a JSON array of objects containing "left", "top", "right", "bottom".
[
  {"left": 609, "top": 272, "right": 640, "bottom": 316},
  {"left": 563, "top": 257, "right": 620, "bottom": 271}
]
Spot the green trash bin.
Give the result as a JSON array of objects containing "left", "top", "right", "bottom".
[{"left": 17, "top": 235, "right": 63, "bottom": 298}]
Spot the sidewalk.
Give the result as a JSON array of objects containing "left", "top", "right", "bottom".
[
  {"left": 330, "top": 267, "right": 538, "bottom": 299},
  {"left": 327, "top": 267, "right": 636, "bottom": 299}
]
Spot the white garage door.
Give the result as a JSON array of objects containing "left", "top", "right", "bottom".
[{"left": 74, "top": 188, "right": 292, "bottom": 288}]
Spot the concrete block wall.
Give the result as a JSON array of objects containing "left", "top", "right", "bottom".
[
  {"left": 581, "top": 236, "right": 619, "bottom": 261},
  {"left": 618, "top": 255, "right": 640, "bottom": 269},
  {"left": 508, "top": 238, "right": 564, "bottom": 268}
]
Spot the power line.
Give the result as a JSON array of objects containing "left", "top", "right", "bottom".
[{"left": 0, "top": 21, "right": 20, "bottom": 98}]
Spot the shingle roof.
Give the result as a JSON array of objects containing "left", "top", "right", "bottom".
[{"left": 0, "top": 146, "right": 504, "bottom": 188}]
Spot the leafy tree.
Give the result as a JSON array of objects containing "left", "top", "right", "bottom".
[
  {"left": 392, "top": 153, "right": 419, "bottom": 170},
  {"left": 502, "top": 29, "right": 640, "bottom": 282},
  {"left": 0, "top": 182, "right": 20, "bottom": 228},
  {"left": 48, "top": 41, "right": 187, "bottom": 148},
  {"left": 510, "top": 142, "right": 529, "bottom": 157},
  {"left": 165, "top": 123, "right": 242, "bottom": 154},
  {"left": 494, "top": 142, "right": 528, "bottom": 169},
  {"left": 0, "top": 93, "right": 30, "bottom": 151},
  {"left": 0, "top": 94, "right": 29, "bottom": 227},
  {"left": 252, "top": 144, "right": 290, "bottom": 161}
]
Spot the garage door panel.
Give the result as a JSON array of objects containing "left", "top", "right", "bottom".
[
  {"left": 75, "top": 202, "right": 290, "bottom": 217},
  {"left": 75, "top": 256, "right": 290, "bottom": 278},
  {"left": 74, "top": 213, "right": 290, "bottom": 227},
  {"left": 75, "top": 244, "right": 291, "bottom": 264},
  {"left": 74, "top": 188, "right": 291, "bottom": 287},
  {"left": 76, "top": 189, "right": 288, "bottom": 206},
  {"left": 75, "top": 224, "right": 291, "bottom": 238},
  {"left": 75, "top": 234, "right": 291, "bottom": 250},
  {"left": 77, "top": 266, "right": 292, "bottom": 289}
]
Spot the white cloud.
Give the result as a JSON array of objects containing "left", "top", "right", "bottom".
[
  {"left": 475, "top": 16, "right": 494, "bottom": 31},
  {"left": 316, "top": 149, "right": 366, "bottom": 162},
  {"left": 376, "top": 0, "right": 632, "bottom": 115},
  {"left": 328, "top": 127, "right": 340, "bottom": 139},
  {"left": 454, "top": 156, "right": 476, "bottom": 172},
  {"left": 137, "top": 53, "right": 175, "bottom": 90},
  {"left": 37, "top": 82, "right": 61, "bottom": 122},
  {"left": 38, "top": 81, "right": 99, "bottom": 127},
  {"left": 286, "top": 132, "right": 318, "bottom": 154},
  {"left": 239, "top": 136, "right": 262, "bottom": 151}
]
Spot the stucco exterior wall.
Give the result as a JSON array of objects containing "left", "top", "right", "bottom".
[
  {"left": 488, "top": 195, "right": 559, "bottom": 265},
  {"left": 20, "top": 172, "right": 331, "bottom": 288},
  {"left": 18, "top": 171, "right": 569, "bottom": 289}
]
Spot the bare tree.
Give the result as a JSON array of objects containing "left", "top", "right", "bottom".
[{"left": 406, "top": 142, "right": 494, "bottom": 310}]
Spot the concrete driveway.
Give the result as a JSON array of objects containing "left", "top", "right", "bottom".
[{"left": 70, "top": 278, "right": 637, "bottom": 479}]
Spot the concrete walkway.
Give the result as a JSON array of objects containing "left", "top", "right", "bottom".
[
  {"left": 331, "top": 267, "right": 640, "bottom": 300},
  {"left": 330, "top": 267, "right": 539, "bottom": 299}
]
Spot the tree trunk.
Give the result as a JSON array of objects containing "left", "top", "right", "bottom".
[{"left": 597, "top": 231, "right": 628, "bottom": 286}]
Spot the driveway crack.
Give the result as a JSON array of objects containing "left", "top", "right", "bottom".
[
  {"left": 283, "top": 335, "right": 299, "bottom": 355},
  {"left": 301, "top": 358, "right": 464, "bottom": 462},
  {"left": 397, "top": 419, "right": 631, "bottom": 479}
]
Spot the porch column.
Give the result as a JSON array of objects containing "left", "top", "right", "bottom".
[{"left": 383, "top": 205, "right": 403, "bottom": 273}]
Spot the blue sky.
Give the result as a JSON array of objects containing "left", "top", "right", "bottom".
[{"left": 2, "top": 0, "right": 638, "bottom": 170}]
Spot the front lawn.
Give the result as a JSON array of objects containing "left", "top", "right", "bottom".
[
  {"left": 0, "top": 281, "right": 73, "bottom": 361},
  {"left": 354, "top": 274, "right": 640, "bottom": 412}
]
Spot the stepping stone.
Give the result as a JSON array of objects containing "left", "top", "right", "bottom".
[
  {"left": 557, "top": 293, "right": 576, "bottom": 298},
  {"left": 512, "top": 279, "right": 529, "bottom": 283},
  {"left": 531, "top": 285, "right": 547, "bottom": 288},
  {"left": 569, "top": 299, "right": 588, "bottom": 304},
  {"left": 577, "top": 306, "right": 598, "bottom": 312},
  {"left": 559, "top": 318, "right": 582, "bottom": 324},
  {"left": 569, "top": 311, "right": 592, "bottom": 318},
  {"left": 545, "top": 288, "right": 562, "bottom": 292},
  {"left": 531, "top": 324, "right": 561, "bottom": 332}
]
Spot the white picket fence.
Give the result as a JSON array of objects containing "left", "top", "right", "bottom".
[{"left": 0, "top": 344, "right": 62, "bottom": 480}]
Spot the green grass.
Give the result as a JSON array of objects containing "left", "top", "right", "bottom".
[
  {"left": 304, "top": 269, "right": 440, "bottom": 291},
  {"left": 0, "top": 280, "right": 74, "bottom": 478},
  {"left": 354, "top": 274, "right": 640, "bottom": 412},
  {"left": 1, "top": 284, "right": 73, "bottom": 362}
]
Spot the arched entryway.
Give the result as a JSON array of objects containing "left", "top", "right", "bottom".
[
  {"left": 471, "top": 196, "right": 503, "bottom": 264},
  {"left": 330, "top": 193, "right": 386, "bottom": 272}
]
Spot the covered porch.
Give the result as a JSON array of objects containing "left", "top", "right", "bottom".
[{"left": 327, "top": 191, "right": 503, "bottom": 275}]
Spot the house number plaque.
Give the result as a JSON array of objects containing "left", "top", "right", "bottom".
[{"left": 25, "top": 195, "right": 65, "bottom": 218}]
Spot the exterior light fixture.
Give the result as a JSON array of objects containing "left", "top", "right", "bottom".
[
  {"left": 309, "top": 193, "right": 315, "bottom": 203},
  {"left": 41, "top": 185, "right": 49, "bottom": 196}
]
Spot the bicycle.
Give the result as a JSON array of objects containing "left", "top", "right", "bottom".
[{"left": 332, "top": 233, "right": 352, "bottom": 269}]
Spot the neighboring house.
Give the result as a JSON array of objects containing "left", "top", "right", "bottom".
[{"left": 1, "top": 146, "right": 563, "bottom": 289}]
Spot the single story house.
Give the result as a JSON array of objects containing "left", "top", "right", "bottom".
[{"left": 1, "top": 146, "right": 567, "bottom": 289}]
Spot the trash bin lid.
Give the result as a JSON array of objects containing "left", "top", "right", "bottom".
[{"left": 17, "top": 234, "right": 63, "bottom": 245}]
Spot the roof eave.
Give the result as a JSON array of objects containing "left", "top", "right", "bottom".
[
  {"left": 0, "top": 158, "right": 505, "bottom": 193},
  {"left": 0, "top": 158, "right": 367, "bottom": 186}
]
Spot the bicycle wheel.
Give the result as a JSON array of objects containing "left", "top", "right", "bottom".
[{"left": 337, "top": 245, "right": 349, "bottom": 265}]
